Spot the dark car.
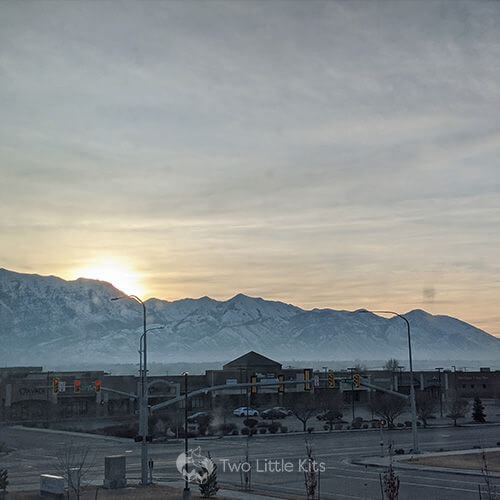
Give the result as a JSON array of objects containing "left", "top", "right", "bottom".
[
  {"left": 261, "top": 408, "right": 287, "bottom": 419},
  {"left": 272, "top": 406, "right": 292, "bottom": 416},
  {"left": 316, "top": 410, "right": 343, "bottom": 421},
  {"left": 187, "top": 411, "right": 213, "bottom": 424}
]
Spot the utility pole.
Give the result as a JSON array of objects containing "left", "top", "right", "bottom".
[
  {"left": 435, "top": 368, "right": 443, "bottom": 418},
  {"left": 140, "top": 299, "right": 148, "bottom": 486},
  {"left": 183, "top": 372, "right": 190, "bottom": 498},
  {"left": 348, "top": 367, "right": 355, "bottom": 420}
]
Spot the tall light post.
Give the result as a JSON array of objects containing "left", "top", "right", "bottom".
[
  {"left": 347, "top": 367, "right": 356, "bottom": 420},
  {"left": 435, "top": 367, "right": 443, "bottom": 418},
  {"left": 139, "top": 326, "right": 165, "bottom": 383},
  {"left": 357, "top": 310, "right": 419, "bottom": 453},
  {"left": 182, "top": 371, "right": 190, "bottom": 498},
  {"left": 111, "top": 294, "right": 150, "bottom": 484}
]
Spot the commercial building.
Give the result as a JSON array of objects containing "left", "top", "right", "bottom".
[{"left": 1, "top": 353, "right": 498, "bottom": 423}]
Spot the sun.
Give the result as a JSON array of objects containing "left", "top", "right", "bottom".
[{"left": 72, "top": 258, "right": 146, "bottom": 297}]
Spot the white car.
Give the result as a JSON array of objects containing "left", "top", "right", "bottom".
[{"left": 233, "top": 407, "right": 259, "bottom": 417}]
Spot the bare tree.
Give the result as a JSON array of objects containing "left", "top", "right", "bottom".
[
  {"left": 446, "top": 397, "right": 469, "bottom": 427},
  {"left": 303, "top": 441, "right": 318, "bottom": 500},
  {"left": 384, "top": 359, "right": 400, "bottom": 372},
  {"left": 369, "top": 394, "right": 407, "bottom": 428},
  {"left": 415, "top": 393, "right": 437, "bottom": 428},
  {"left": 352, "top": 361, "right": 367, "bottom": 374},
  {"left": 480, "top": 451, "right": 498, "bottom": 500},
  {"left": 290, "top": 394, "right": 320, "bottom": 432},
  {"left": 55, "top": 443, "right": 95, "bottom": 500},
  {"left": 317, "top": 391, "right": 344, "bottom": 431},
  {"left": 383, "top": 463, "right": 400, "bottom": 500}
]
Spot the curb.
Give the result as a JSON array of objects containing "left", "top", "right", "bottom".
[{"left": 160, "top": 422, "right": 500, "bottom": 443}]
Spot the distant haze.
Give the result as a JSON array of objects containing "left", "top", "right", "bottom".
[{"left": 1, "top": 1, "right": 499, "bottom": 337}]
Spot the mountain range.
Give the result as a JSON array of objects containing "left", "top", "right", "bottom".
[{"left": 0, "top": 268, "right": 499, "bottom": 365}]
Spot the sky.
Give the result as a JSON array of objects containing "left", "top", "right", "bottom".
[{"left": 1, "top": 1, "right": 499, "bottom": 336}]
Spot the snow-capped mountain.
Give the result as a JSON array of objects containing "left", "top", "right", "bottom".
[{"left": 0, "top": 268, "right": 499, "bottom": 364}]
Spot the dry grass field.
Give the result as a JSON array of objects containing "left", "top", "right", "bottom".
[{"left": 409, "top": 450, "right": 500, "bottom": 473}]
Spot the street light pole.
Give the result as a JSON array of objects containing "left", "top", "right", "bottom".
[
  {"left": 139, "top": 326, "right": 165, "bottom": 383},
  {"left": 111, "top": 294, "right": 150, "bottom": 484},
  {"left": 357, "top": 310, "right": 419, "bottom": 453},
  {"left": 347, "top": 367, "right": 355, "bottom": 420},
  {"left": 183, "top": 372, "right": 190, "bottom": 497},
  {"left": 435, "top": 367, "right": 443, "bottom": 418}
]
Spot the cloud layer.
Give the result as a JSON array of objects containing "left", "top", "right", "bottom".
[{"left": 1, "top": 1, "right": 499, "bottom": 336}]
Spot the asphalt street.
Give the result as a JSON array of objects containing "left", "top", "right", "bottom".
[{"left": 1, "top": 424, "right": 499, "bottom": 499}]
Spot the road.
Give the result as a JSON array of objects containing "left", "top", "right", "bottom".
[{"left": 1, "top": 424, "right": 499, "bottom": 499}]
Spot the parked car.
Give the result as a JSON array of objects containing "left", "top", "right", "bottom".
[
  {"left": 233, "top": 407, "right": 259, "bottom": 417},
  {"left": 261, "top": 408, "right": 287, "bottom": 419},
  {"left": 187, "top": 411, "right": 212, "bottom": 424},
  {"left": 316, "top": 410, "right": 343, "bottom": 421},
  {"left": 272, "top": 406, "right": 292, "bottom": 416}
]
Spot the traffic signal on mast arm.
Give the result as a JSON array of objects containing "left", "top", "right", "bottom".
[
  {"left": 278, "top": 374, "right": 285, "bottom": 393},
  {"left": 250, "top": 375, "right": 257, "bottom": 394},
  {"left": 52, "top": 377, "right": 59, "bottom": 394},
  {"left": 304, "top": 368, "right": 312, "bottom": 391},
  {"left": 328, "top": 370, "right": 335, "bottom": 388},
  {"left": 353, "top": 373, "right": 361, "bottom": 388},
  {"left": 95, "top": 379, "right": 102, "bottom": 392},
  {"left": 74, "top": 379, "right": 81, "bottom": 393}
]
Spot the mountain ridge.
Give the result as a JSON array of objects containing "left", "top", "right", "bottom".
[{"left": 0, "top": 267, "right": 498, "bottom": 364}]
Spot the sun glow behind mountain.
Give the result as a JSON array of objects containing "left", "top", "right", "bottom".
[{"left": 72, "top": 259, "right": 146, "bottom": 297}]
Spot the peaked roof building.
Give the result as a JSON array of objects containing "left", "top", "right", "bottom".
[{"left": 223, "top": 351, "right": 282, "bottom": 371}]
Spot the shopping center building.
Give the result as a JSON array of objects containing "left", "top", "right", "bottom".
[{"left": 1, "top": 352, "right": 498, "bottom": 423}]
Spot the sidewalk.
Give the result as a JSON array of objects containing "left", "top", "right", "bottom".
[
  {"left": 352, "top": 446, "right": 500, "bottom": 478},
  {"left": 166, "top": 480, "right": 298, "bottom": 499}
]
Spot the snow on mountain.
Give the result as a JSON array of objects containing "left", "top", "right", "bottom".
[{"left": 0, "top": 268, "right": 499, "bottom": 364}]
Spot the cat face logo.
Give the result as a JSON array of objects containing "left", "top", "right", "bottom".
[{"left": 176, "top": 447, "right": 215, "bottom": 484}]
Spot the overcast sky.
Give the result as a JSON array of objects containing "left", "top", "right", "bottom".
[{"left": 1, "top": 1, "right": 499, "bottom": 336}]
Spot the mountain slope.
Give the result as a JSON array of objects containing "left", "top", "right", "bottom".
[{"left": 0, "top": 268, "right": 499, "bottom": 364}]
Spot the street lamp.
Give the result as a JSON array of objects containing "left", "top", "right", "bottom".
[
  {"left": 111, "top": 294, "right": 150, "bottom": 484},
  {"left": 347, "top": 367, "right": 356, "bottom": 420},
  {"left": 139, "top": 326, "right": 165, "bottom": 383},
  {"left": 357, "top": 310, "right": 419, "bottom": 453},
  {"left": 182, "top": 372, "right": 190, "bottom": 498},
  {"left": 435, "top": 367, "right": 444, "bottom": 418}
]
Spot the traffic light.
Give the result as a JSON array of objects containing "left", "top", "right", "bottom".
[
  {"left": 74, "top": 379, "right": 81, "bottom": 393},
  {"left": 327, "top": 370, "right": 335, "bottom": 388},
  {"left": 52, "top": 377, "right": 59, "bottom": 394},
  {"left": 353, "top": 373, "right": 361, "bottom": 388},
  {"left": 304, "top": 368, "right": 312, "bottom": 391},
  {"left": 278, "top": 374, "right": 285, "bottom": 393},
  {"left": 95, "top": 379, "right": 102, "bottom": 392},
  {"left": 250, "top": 375, "right": 257, "bottom": 394}
]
